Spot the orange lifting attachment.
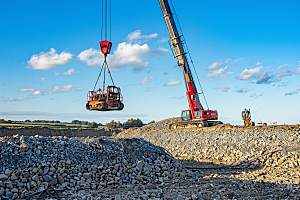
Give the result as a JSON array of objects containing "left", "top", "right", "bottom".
[
  {"left": 86, "top": 40, "right": 124, "bottom": 111},
  {"left": 86, "top": 86, "right": 124, "bottom": 111},
  {"left": 85, "top": 42, "right": 124, "bottom": 112}
]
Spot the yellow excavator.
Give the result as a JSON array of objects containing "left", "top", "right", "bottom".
[{"left": 241, "top": 109, "right": 255, "bottom": 126}]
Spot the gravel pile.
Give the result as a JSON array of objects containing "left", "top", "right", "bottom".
[
  {"left": 146, "top": 117, "right": 182, "bottom": 130},
  {"left": 116, "top": 119, "right": 300, "bottom": 183},
  {"left": 0, "top": 135, "right": 191, "bottom": 199}
]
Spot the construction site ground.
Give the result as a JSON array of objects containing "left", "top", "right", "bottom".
[{"left": 1, "top": 118, "right": 300, "bottom": 199}]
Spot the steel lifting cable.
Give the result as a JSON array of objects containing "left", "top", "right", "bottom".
[
  {"left": 101, "top": 0, "right": 103, "bottom": 41},
  {"left": 109, "top": 0, "right": 111, "bottom": 41},
  {"left": 170, "top": 0, "right": 210, "bottom": 110},
  {"left": 105, "top": 0, "right": 107, "bottom": 40},
  {"left": 94, "top": 0, "right": 114, "bottom": 92},
  {"left": 93, "top": 61, "right": 105, "bottom": 91},
  {"left": 103, "top": 61, "right": 106, "bottom": 90}
]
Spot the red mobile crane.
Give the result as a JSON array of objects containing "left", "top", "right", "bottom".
[{"left": 158, "top": 0, "right": 222, "bottom": 128}]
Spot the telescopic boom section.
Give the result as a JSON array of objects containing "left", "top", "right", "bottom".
[{"left": 158, "top": 0, "right": 204, "bottom": 116}]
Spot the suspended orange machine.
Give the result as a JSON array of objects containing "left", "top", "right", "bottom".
[
  {"left": 86, "top": 0, "right": 123, "bottom": 111},
  {"left": 86, "top": 41, "right": 124, "bottom": 111}
]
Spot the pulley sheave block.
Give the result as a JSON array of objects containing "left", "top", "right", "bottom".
[{"left": 100, "top": 41, "right": 113, "bottom": 55}]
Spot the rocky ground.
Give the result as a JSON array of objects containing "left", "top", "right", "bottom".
[{"left": 0, "top": 118, "right": 300, "bottom": 199}]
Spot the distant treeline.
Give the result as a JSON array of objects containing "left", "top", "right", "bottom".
[
  {"left": 0, "top": 118, "right": 156, "bottom": 129},
  {"left": 104, "top": 118, "right": 155, "bottom": 128}
]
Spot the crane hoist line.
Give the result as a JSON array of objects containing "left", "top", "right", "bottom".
[{"left": 86, "top": 0, "right": 124, "bottom": 112}]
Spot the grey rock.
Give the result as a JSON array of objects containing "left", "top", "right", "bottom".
[
  {"left": 6, "top": 181, "right": 13, "bottom": 189},
  {"left": 11, "top": 188, "right": 18, "bottom": 193},
  {"left": 0, "top": 174, "right": 8, "bottom": 181},
  {"left": 10, "top": 173, "right": 17, "bottom": 181},
  {"left": 6, "top": 191, "right": 13, "bottom": 198},
  {"left": 143, "top": 162, "right": 152, "bottom": 172},
  {"left": 136, "top": 160, "right": 145, "bottom": 171},
  {"left": 12, "top": 193, "right": 18, "bottom": 200},
  {"left": 43, "top": 175, "right": 52, "bottom": 182},
  {"left": 32, "top": 175, "right": 40, "bottom": 182},
  {"left": 83, "top": 173, "right": 91, "bottom": 179}
]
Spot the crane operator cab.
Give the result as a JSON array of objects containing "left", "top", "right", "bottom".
[{"left": 86, "top": 86, "right": 124, "bottom": 111}]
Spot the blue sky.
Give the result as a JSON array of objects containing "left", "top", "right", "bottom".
[{"left": 1, "top": 0, "right": 299, "bottom": 125}]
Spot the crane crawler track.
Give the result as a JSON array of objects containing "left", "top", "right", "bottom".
[{"left": 169, "top": 120, "right": 223, "bottom": 129}]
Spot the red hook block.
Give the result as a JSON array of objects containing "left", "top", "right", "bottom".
[{"left": 100, "top": 41, "right": 113, "bottom": 55}]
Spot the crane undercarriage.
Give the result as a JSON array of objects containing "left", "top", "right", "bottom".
[{"left": 169, "top": 120, "right": 223, "bottom": 129}]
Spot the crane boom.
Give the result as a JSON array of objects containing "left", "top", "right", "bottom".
[
  {"left": 158, "top": 0, "right": 203, "bottom": 117},
  {"left": 159, "top": 0, "right": 220, "bottom": 127}
]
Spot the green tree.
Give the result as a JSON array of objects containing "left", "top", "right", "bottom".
[
  {"left": 116, "top": 121, "right": 122, "bottom": 128},
  {"left": 123, "top": 118, "right": 144, "bottom": 128},
  {"left": 92, "top": 121, "right": 98, "bottom": 128},
  {"left": 87, "top": 122, "right": 92, "bottom": 128},
  {"left": 104, "top": 120, "right": 116, "bottom": 128},
  {"left": 72, "top": 120, "right": 79, "bottom": 124}
]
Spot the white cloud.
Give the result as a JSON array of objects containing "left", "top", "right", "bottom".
[
  {"left": 19, "top": 88, "right": 36, "bottom": 92},
  {"left": 164, "top": 79, "right": 181, "bottom": 86},
  {"left": 158, "top": 37, "right": 168, "bottom": 43},
  {"left": 236, "top": 88, "right": 250, "bottom": 93},
  {"left": 213, "top": 86, "right": 230, "bottom": 92},
  {"left": 285, "top": 90, "right": 297, "bottom": 96},
  {"left": 54, "top": 71, "right": 59, "bottom": 76},
  {"left": 3, "top": 83, "right": 10, "bottom": 85},
  {"left": 295, "top": 62, "right": 300, "bottom": 74},
  {"left": 207, "top": 59, "right": 231, "bottom": 70},
  {"left": 126, "top": 30, "right": 158, "bottom": 42},
  {"left": 33, "top": 79, "right": 37, "bottom": 83},
  {"left": 40, "top": 77, "right": 45, "bottom": 82},
  {"left": 1, "top": 97, "right": 36, "bottom": 102},
  {"left": 206, "top": 66, "right": 233, "bottom": 79},
  {"left": 18, "top": 85, "right": 80, "bottom": 96},
  {"left": 275, "top": 70, "right": 293, "bottom": 82},
  {"left": 139, "top": 77, "right": 148, "bottom": 85},
  {"left": 231, "top": 58, "right": 245, "bottom": 66},
  {"left": 256, "top": 62, "right": 262, "bottom": 66},
  {"left": 77, "top": 43, "right": 168, "bottom": 71},
  {"left": 74, "top": 87, "right": 82, "bottom": 92},
  {"left": 145, "top": 86, "right": 157, "bottom": 91},
  {"left": 77, "top": 48, "right": 103, "bottom": 67},
  {"left": 235, "top": 66, "right": 263, "bottom": 80},
  {"left": 256, "top": 72, "right": 273, "bottom": 84},
  {"left": 172, "top": 96, "right": 185, "bottom": 100},
  {"left": 149, "top": 76, "right": 156, "bottom": 79},
  {"left": 63, "top": 68, "right": 79, "bottom": 75},
  {"left": 27, "top": 48, "right": 73, "bottom": 70},
  {"left": 278, "top": 64, "right": 289, "bottom": 69},
  {"left": 249, "top": 93, "right": 263, "bottom": 98}
]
